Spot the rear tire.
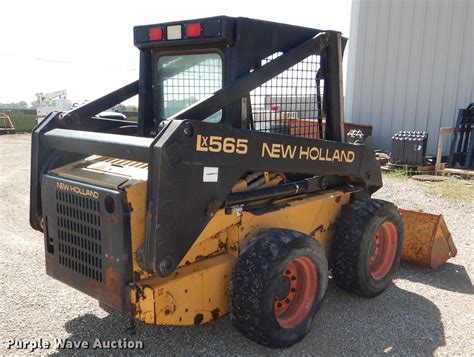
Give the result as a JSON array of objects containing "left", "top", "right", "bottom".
[
  {"left": 230, "top": 229, "right": 328, "bottom": 348},
  {"left": 331, "top": 199, "right": 403, "bottom": 297}
]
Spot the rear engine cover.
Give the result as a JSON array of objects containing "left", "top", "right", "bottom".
[{"left": 40, "top": 156, "right": 147, "bottom": 313}]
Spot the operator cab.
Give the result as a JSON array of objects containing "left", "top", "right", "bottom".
[{"left": 133, "top": 16, "right": 344, "bottom": 140}]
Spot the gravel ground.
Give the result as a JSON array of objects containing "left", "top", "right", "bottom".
[{"left": 1, "top": 134, "right": 472, "bottom": 356}]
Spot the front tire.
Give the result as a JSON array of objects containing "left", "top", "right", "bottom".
[
  {"left": 230, "top": 229, "right": 328, "bottom": 348},
  {"left": 331, "top": 199, "right": 404, "bottom": 297}
]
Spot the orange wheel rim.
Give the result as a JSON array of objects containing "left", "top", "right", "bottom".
[
  {"left": 274, "top": 256, "right": 318, "bottom": 329},
  {"left": 369, "top": 221, "right": 398, "bottom": 280}
]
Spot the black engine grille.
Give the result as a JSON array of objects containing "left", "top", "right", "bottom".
[
  {"left": 42, "top": 174, "right": 132, "bottom": 313},
  {"left": 55, "top": 190, "right": 103, "bottom": 283}
]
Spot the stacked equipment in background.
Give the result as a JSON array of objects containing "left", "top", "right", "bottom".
[{"left": 390, "top": 131, "right": 428, "bottom": 166}]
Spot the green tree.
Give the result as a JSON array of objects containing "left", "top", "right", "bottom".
[
  {"left": 0, "top": 101, "right": 29, "bottom": 109},
  {"left": 112, "top": 104, "right": 138, "bottom": 112}
]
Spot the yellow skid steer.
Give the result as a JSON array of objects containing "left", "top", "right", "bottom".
[{"left": 30, "top": 16, "right": 456, "bottom": 348}]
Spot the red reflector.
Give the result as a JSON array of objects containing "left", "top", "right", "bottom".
[
  {"left": 185, "top": 23, "right": 201, "bottom": 38},
  {"left": 149, "top": 27, "right": 163, "bottom": 41}
]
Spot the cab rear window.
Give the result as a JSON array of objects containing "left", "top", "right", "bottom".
[{"left": 156, "top": 53, "right": 222, "bottom": 122}]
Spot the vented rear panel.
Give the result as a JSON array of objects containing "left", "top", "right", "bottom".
[
  {"left": 41, "top": 175, "right": 132, "bottom": 313},
  {"left": 56, "top": 190, "right": 103, "bottom": 282}
]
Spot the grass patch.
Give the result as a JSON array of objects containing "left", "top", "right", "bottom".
[
  {"left": 383, "top": 169, "right": 411, "bottom": 180},
  {"left": 425, "top": 179, "right": 474, "bottom": 201},
  {"left": 7, "top": 113, "right": 37, "bottom": 132}
]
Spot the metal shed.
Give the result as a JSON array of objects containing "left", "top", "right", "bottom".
[{"left": 345, "top": 0, "right": 473, "bottom": 155}]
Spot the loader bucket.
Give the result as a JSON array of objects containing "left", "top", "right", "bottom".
[{"left": 400, "top": 210, "right": 457, "bottom": 269}]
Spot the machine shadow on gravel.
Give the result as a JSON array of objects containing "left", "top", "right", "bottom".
[
  {"left": 399, "top": 262, "right": 473, "bottom": 295},
  {"left": 53, "top": 281, "right": 445, "bottom": 356}
]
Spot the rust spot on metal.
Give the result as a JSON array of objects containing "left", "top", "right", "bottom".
[
  {"left": 229, "top": 244, "right": 237, "bottom": 251},
  {"left": 310, "top": 224, "right": 324, "bottom": 236},
  {"left": 400, "top": 209, "right": 457, "bottom": 268},
  {"left": 211, "top": 308, "right": 220, "bottom": 320},
  {"left": 110, "top": 211, "right": 120, "bottom": 225},
  {"left": 194, "top": 313, "right": 204, "bottom": 325},
  {"left": 131, "top": 285, "right": 153, "bottom": 321},
  {"left": 192, "top": 245, "right": 226, "bottom": 263},
  {"left": 195, "top": 255, "right": 205, "bottom": 262},
  {"left": 85, "top": 266, "right": 123, "bottom": 311},
  {"left": 130, "top": 302, "right": 137, "bottom": 316},
  {"left": 209, "top": 233, "right": 221, "bottom": 240}
]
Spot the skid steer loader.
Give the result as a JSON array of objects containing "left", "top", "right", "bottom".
[{"left": 30, "top": 17, "right": 406, "bottom": 348}]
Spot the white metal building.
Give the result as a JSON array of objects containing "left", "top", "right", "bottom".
[{"left": 345, "top": 0, "right": 473, "bottom": 155}]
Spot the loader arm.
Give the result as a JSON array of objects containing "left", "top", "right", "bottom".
[{"left": 143, "top": 119, "right": 381, "bottom": 275}]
